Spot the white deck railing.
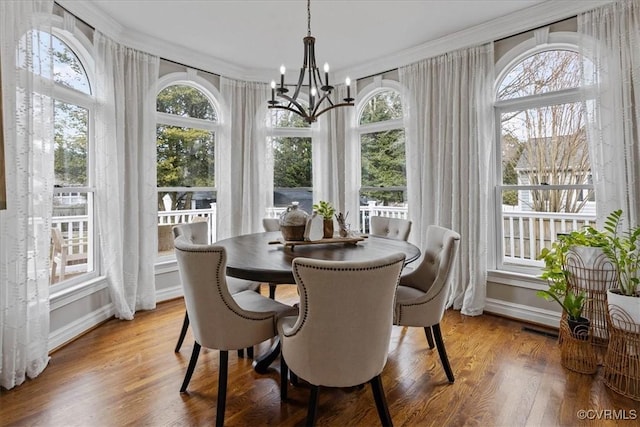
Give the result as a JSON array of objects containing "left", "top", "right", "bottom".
[{"left": 51, "top": 204, "right": 597, "bottom": 278}]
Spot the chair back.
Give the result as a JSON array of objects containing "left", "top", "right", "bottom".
[
  {"left": 281, "top": 253, "right": 405, "bottom": 387},
  {"left": 174, "top": 236, "right": 278, "bottom": 350},
  {"left": 370, "top": 216, "right": 412, "bottom": 241},
  {"left": 398, "top": 225, "right": 460, "bottom": 327},
  {"left": 51, "top": 227, "right": 64, "bottom": 254},
  {"left": 262, "top": 217, "right": 280, "bottom": 232},
  {"left": 172, "top": 221, "right": 209, "bottom": 244}
]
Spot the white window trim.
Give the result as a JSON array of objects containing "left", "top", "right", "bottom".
[{"left": 490, "top": 30, "right": 596, "bottom": 279}]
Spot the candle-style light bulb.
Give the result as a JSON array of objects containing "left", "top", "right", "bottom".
[
  {"left": 270, "top": 80, "right": 276, "bottom": 102},
  {"left": 345, "top": 77, "right": 351, "bottom": 100},
  {"left": 323, "top": 63, "right": 330, "bottom": 87},
  {"left": 279, "top": 65, "right": 286, "bottom": 91}
]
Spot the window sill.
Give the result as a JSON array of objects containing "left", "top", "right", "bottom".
[{"left": 487, "top": 269, "right": 547, "bottom": 291}]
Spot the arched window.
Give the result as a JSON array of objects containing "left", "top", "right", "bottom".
[
  {"left": 156, "top": 80, "right": 219, "bottom": 256},
  {"left": 26, "top": 29, "right": 97, "bottom": 288},
  {"left": 356, "top": 84, "right": 407, "bottom": 232},
  {"left": 267, "top": 108, "right": 313, "bottom": 215},
  {"left": 494, "top": 35, "right": 596, "bottom": 272}
]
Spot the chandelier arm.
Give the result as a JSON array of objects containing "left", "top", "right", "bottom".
[
  {"left": 268, "top": 104, "right": 310, "bottom": 120},
  {"left": 275, "top": 93, "right": 307, "bottom": 116},
  {"left": 313, "top": 102, "right": 356, "bottom": 119},
  {"left": 289, "top": 68, "right": 306, "bottom": 102}
]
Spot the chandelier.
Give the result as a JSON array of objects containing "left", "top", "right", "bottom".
[{"left": 268, "top": 0, "right": 354, "bottom": 123}]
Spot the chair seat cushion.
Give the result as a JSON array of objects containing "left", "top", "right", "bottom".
[
  {"left": 233, "top": 290, "right": 298, "bottom": 317},
  {"left": 227, "top": 277, "right": 261, "bottom": 294},
  {"left": 395, "top": 284, "right": 426, "bottom": 304}
]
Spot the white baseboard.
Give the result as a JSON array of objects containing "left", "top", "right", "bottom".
[
  {"left": 48, "top": 304, "right": 114, "bottom": 352},
  {"left": 156, "top": 284, "right": 183, "bottom": 303},
  {"left": 484, "top": 297, "right": 561, "bottom": 329}
]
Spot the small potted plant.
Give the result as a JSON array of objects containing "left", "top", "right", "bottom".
[
  {"left": 312, "top": 200, "right": 335, "bottom": 238},
  {"left": 537, "top": 230, "right": 605, "bottom": 340}
]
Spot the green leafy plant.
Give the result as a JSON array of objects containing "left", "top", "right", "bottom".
[
  {"left": 536, "top": 227, "right": 606, "bottom": 320},
  {"left": 596, "top": 209, "right": 640, "bottom": 296},
  {"left": 312, "top": 200, "right": 335, "bottom": 220}
]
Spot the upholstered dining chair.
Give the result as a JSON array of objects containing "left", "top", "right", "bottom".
[
  {"left": 370, "top": 216, "right": 412, "bottom": 241},
  {"left": 393, "top": 225, "right": 460, "bottom": 383},
  {"left": 172, "top": 222, "right": 261, "bottom": 353},
  {"left": 278, "top": 253, "right": 406, "bottom": 426},
  {"left": 174, "top": 235, "right": 297, "bottom": 427}
]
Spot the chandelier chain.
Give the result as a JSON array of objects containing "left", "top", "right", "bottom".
[{"left": 307, "top": 0, "right": 311, "bottom": 37}]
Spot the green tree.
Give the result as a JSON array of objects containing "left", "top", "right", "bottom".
[
  {"left": 360, "top": 90, "right": 406, "bottom": 205},
  {"left": 156, "top": 85, "right": 216, "bottom": 210},
  {"left": 273, "top": 136, "right": 312, "bottom": 187},
  {"left": 54, "top": 100, "right": 87, "bottom": 186}
]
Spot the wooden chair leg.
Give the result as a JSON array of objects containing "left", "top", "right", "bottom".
[
  {"left": 432, "top": 323, "right": 454, "bottom": 383},
  {"left": 180, "top": 342, "right": 201, "bottom": 392},
  {"left": 175, "top": 312, "right": 190, "bottom": 352},
  {"left": 280, "top": 356, "right": 288, "bottom": 400},
  {"left": 424, "top": 326, "right": 435, "bottom": 349},
  {"left": 237, "top": 349, "right": 244, "bottom": 358},
  {"left": 269, "top": 283, "right": 277, "bottom": 299},
  {"left": 306, "top": 385, "right": 320, "bottom": 426},
  {"left": 216, "top": 351, "right": 228, "bottom": 427},
  {"left": 247, "top": 346, "right": 254, "bottom": 359},
  {"left": 370, "top": 374, "right": 393, "bottom": 427}
]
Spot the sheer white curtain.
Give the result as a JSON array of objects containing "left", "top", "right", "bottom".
[
  {"left": 218, "top": 77, "right": 270, "bottom": 239},
  {"left": 579, "top": 0, "right": 640, "bottom": 227},
  {"left": 0, "top": 0, "right": 54, "bottom": 389},
  {"left": 399, "top": 44, "right": 494, "bottom": 316},
  {"left": 314, "top": 84, "right": 357, "bottom": 217},
  {"left": 93, "top": 32, "right": 159, "bottom": 320}
]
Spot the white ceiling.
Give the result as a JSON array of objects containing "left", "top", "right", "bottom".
[{"left": 62, "top": 0, "right": 611, "bottom": 81}]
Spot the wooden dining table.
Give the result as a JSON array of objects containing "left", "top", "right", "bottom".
[{"left": 215, "top": 231, "right": 421, "bottom": 372}]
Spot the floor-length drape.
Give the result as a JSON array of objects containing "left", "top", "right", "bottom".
[
  {"left": 579, "top": 0, "right": 640, "bottom": 227},
  {"left": 399, "top": 44, "right": 494, "bottom": 316},
  {"left": 218, "top": 78, "right": 269, "bottom": 239},
  {"left": 93, "top": 32, "right": 159, "bottom": 320},
  {"left": 314, "top": 84, "right": 357, "bottom": 217},
  {"left": 0, "top": 0, "right": 54, "bottom": 389}
]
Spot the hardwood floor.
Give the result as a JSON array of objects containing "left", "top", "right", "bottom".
[{"left": 1, "top": 286, "right": 638, "bottom": 427}]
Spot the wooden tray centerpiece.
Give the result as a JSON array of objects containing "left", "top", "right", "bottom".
[{"left": 269, "top": 235, "right": 366, "bottom": 249}]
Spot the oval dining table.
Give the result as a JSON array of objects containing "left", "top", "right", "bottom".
[{"left": 215, "top": 231, "right": 421, "bottom": 373}]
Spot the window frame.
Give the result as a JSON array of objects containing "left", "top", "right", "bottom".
[
  {"left": 491, "top": 32, "right": 597, "bottom": 277},
  {"left": 47, "top": 25, "right": 100, "bottom": 293},
  {"left": 355, "top": 79, "right": 407, "bottom": 202},
  {"left": 155, "top": 74, "right": 222, "bottom": 260}
]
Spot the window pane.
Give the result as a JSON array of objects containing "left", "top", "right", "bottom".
[
  {"left": 498, "top": 50, "right": 580, "bottom": 100},
  {"left": 361, "top": 129, "right": 406, "bottom": 204},
  {"left": 501, "top": 189, "right": 596, "bottom": 266},
  {"left": 51, "top": 190, "right": 94, "bottom": 284},
  {"left": 54, "top": 100, "right": 88, "bottom": 186},
  {"left": 19, "top": 31, "right": 91, "bottom": 93},
  {"left": 156, "top": 124, "right": 215, "bottom": 187},
  {"left": 52, "top": 35, "right": 90, "bottom": 93},
  {"left": 500, "top": 103, "right": 591, "bottom": 213},
  {"left": 359, "top": 90, "right": 402, "bottom": 125},
  {"left": 156, "top": 85, "right": 217, "bottom": 121},
  {"left": 272, "top": 136, "right": 313, "bottom": 213}
]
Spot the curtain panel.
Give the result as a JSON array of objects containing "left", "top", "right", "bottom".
[
  {"left": 93, "top": 32, "right": 159, "bottom": 320},
  {"left": 0, "top": 0, "right": 54, "bottom": 389},
  {"left": 399, "top": 44, "right": 494, "bottom": 316},
  {"left": 315, "top": 84, "right": 358, "bottom": 220},
  {"left": 579, "top": 0, "right": 640, "bottom": 227},
  {"left": 218, "top": 78, "right": 270, "bottom": 239}
]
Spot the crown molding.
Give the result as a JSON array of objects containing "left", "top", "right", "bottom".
[
  {"left": 57, "top": 0, "right": 614, "bottom": 83},
  {"left": 341, "top": 0, "right": 615, "bottom": 82}
]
